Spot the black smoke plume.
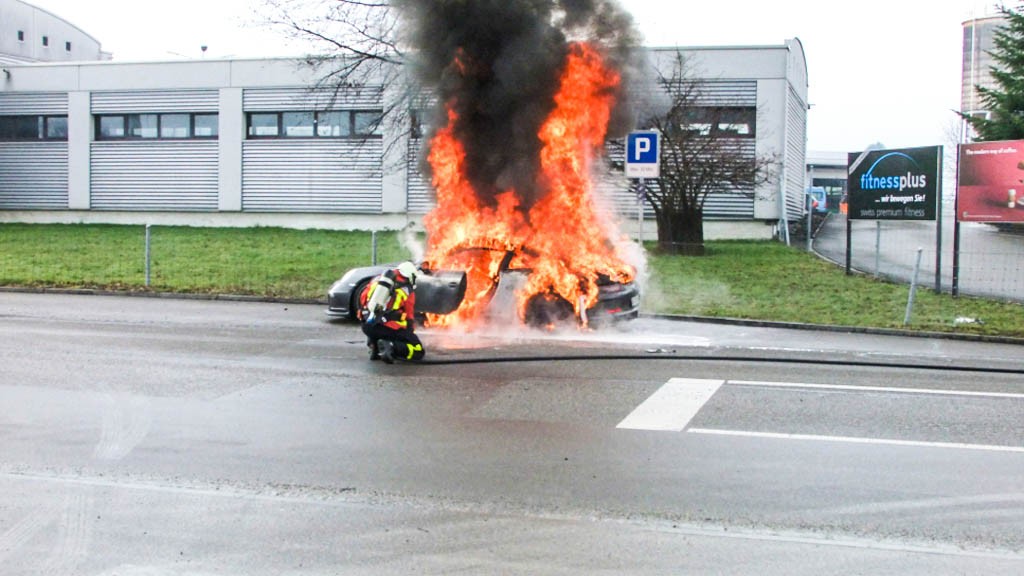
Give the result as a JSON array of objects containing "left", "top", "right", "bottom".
[{"left": 396, "top": 0, "right": 642, "bottom": 208}]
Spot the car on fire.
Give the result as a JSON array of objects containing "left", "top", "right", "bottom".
[{"left": 326, "top": 248, "right": 640, "bottom": 327}]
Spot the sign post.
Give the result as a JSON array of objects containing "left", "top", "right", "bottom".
[{"left": 626, "top": 131, "right": 660, "bottom": 245}]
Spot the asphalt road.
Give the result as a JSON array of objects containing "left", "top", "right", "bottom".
[{"left": 1, "top": 292, "right": 1023, "bottom": 575}]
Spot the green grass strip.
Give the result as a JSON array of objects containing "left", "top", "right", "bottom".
[{"left": 1, "top": 224, "right": 1022, "bottom": 338}]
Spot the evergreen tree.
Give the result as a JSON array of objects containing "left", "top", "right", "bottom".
[{"left": 964, "top": 4, "right": 1024, "bottom": 141}]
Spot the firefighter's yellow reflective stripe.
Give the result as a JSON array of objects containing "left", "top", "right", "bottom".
[
  {"left": 406, "top": 343, "right": 423, "bottom": 360},
  {"left": 391, "top": 288, "right": 409, "bottom": 328},
  {"left": 392, "top": 288, "right": 408, "bottom": 309}
]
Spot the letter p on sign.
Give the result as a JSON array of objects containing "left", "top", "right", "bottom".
[
  {"left": 625, "top": 131, "right": 660, "bottom": 179},
  {"left": 634, "top": 138, "right": 650, "bottom": 160}
]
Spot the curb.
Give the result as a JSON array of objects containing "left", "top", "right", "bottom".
[
  {"left": 3, "top": 285, "right": 1023, "bottom": 346},
  {"left": 641, "top": 313, "right": 1024, "bottom": 346},
  {"left": 0, "top": 285, "right": 323, "bottom": 306}
]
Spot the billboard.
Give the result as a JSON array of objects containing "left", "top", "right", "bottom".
[
  {"left": 957, "top": 140, "right": 1024, "bottom": 223},
  {"left": 847, "top": 146, "right": 941, "bottom": 220}
]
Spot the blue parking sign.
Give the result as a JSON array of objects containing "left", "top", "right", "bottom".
[{"left": 625, "top": 131, "right": 660, "bottom": 178}]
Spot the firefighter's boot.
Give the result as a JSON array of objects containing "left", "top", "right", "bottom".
[{"left": 377, "top": 339, "right": 395, "bottom": 364}]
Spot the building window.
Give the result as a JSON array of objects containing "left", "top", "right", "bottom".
[
  {"left": 17, "top": 30, "right": 25, "bottom": 42},
  {"left": 282, "top": 111, "right": 315, "bottom": 137},
  {"left": 246, "top": 110, "right": 383, "bottom": 139},
  {"left": 159, "top": 114, "right": 190, "bottom": 138},
  {"left": 681, "top": 107, "right": 756, "bottom": 138},
  {"left": 45, "top": 116, "right": 68, "bottom": 139},
  {"left": 42, "top": 35, "right": 49, "bottom": 47},
  {"left": 316, "top": 111, "right": 348, "bottom": 137},
  {"left": 96, "top": 113, "right": 220, "bottom": 140},
  {"left": 0, "top": 115, "right": 68, "bottom": 141},
  {"left": 65, "top": 41, "right": 72, "bottom": 52},
  {"left": 99, "top": 116, "right": 126, "bottom": 138},
  {"left": 248, "top": 113, "right": 279, "bottom": 137},
  {"left": 128, "top": 114, "right": 159, "bottom": 138},
  {"left": 193, "top": 114, "right": 219, "bottom": 138},
  {"left": 353, "top": 111, "right": 383, "bottom": 136}
]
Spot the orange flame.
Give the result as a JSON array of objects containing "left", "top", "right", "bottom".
[{"left": 423, "top": 42, "right": 634, "bottom": 329}]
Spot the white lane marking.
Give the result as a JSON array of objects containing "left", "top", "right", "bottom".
[
  {"left": 652, "top": 519, "right": 1024, "bottom": 560},
  {"left": 814, "top": 493, "right": 1024, "bottom": 517},
  {"left": 728, "top": 380, "right": 1024, "bottom": 400},
  {"left": 616, "top": 378, "right": 724, "bottom": 431},
  {"left": 688, "top": 428, "right": 1024, "bottom": 454}
]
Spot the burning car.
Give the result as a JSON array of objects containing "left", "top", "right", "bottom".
[
  {"left": 341, "top": 40, "right": 642, "bottom": 330},
  {"left": 326, "top": 247, "right": 640, "bottom": 328}
]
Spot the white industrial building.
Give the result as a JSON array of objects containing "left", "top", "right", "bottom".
[
  {"left": 0, "top": 0, "right": 109, "bottom": 64},
  {"left": 1, "top": 3, "right": 809, "bottom": 240}
]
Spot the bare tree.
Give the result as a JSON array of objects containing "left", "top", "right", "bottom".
[
  {"left": 258, "top": 0, "right": 417, "bottom": 169},
  {"left": 632, "top": 52, "right": 777, "bottom": 255},
  {"left": 261, "top": 1, "right": 402, "bottom": 75}
]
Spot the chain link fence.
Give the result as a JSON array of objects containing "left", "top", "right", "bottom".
[
  {"left": 812, "top": 205, "right": 1024, "bottom": 304},
  {"left": 0, "top": 224, "right": 411, "bottom": 300}
]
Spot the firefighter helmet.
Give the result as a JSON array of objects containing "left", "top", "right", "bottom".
[{"left": 396, "top": 261, "right": 418, "bottom": 286}]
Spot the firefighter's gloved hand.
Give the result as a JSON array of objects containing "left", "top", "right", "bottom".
[{"left": 365, "top": 305, "right": 384, "bottom": 325}]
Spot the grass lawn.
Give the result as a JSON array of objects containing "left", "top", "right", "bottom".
[
  {"left": 2, "top": 223, "right": 1022, "bottom": 338},
  {"left": 644, "top": 241, "right": 1024, "bottom": 337},
  {"left": 0, "top": 223, "right": 409, "bottom": 299}
]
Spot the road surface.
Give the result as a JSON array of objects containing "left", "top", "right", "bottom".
[{"left": 1, "top": 292, "right": 1022, "bottom": 574}]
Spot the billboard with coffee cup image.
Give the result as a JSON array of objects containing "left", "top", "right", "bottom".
[{"left": 957, "top": 140, "right": 1024, "bottom": 223}]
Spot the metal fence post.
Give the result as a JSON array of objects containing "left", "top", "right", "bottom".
[
  {"left": 806, "top": 191, "right": 813, "bottom": 252},
  {"left": 144, "top": 224, "right": 151, "bottom": 287},
  {"left": 904, "top": 247, "right": 923, "bottom": 326},
  {"left": 371, "top": 230, "right": 378, "bottom": 266},
  {"left": 874, "top": 221, "right": 881, "bottom": 277}
]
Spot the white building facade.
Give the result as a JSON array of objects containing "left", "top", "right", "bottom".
[
  {"left": 0, "top": 41, "right": 808, "bottom": 239},
  {"left": 0, "top": 0, "right": 109, "bottom": 64}
]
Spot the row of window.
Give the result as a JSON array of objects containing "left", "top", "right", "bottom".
[
  {"left": 2, "top": 109, "right": 749, "bottom": 141},
  {"left": 680, "top": 107, "right": 757, "bottom": 138},
  {"left": 14, "top": 30, "right": 72, "bottom": 51},
  {"left": 1, "top": 110, "right": 385, "bottom": 142},
  {"left": 0, "top": 115, "right": 68, "bottom": 140},
  {"left": 246, "top": 111, "right": 383, "bottom": 138},
  {"left": 97, "top": 113, "right": 219, "bottom": 140}
]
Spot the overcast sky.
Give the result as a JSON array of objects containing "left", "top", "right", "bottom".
[{"left": 26, "top": 0, "right": 999, "bottom": 153}]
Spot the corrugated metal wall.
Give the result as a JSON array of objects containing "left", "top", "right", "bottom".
[
  {"left": 784, "top": 84, "right": 808, "bottom": 221},
  {"left": 406, "top": 136, "right": 433, "bottom": 215},
  {"left": 0, "top": 92, "right": 67, "bottom": 115},
  {"left": 91, "top": 90, "right": 219, "bottom": 113},
  {"left": 87, "top": 91, "right": 220, "bottom": 211},
  {"left": 242, "top": 140, "right": 382, "bottom": 213},
  {"left": 243, "top": 86, "right": 383, "bottom": 111},
  {"left": 405, "top": 80, "right": 757, "bottom": 220},
  {"left": 0, "top": 93, "right": 69, "bottom": 209},
  {"left": 601, "top": 141, "right": 757, "bottom": 220},
  {"left": 0, "top": 142, "right": 68, "bottom": 209},
  {"left": 682, "top": 80, "right": 757, "bottom": 219},
  {"left": 240, "top": 87, "right": 384, "bottom": 213},
  {"left": 693, "top": 80, "right": 758, "bottom": 106},
  {"left": 91, "top": 141, "right": 218, "bottom": 211}
]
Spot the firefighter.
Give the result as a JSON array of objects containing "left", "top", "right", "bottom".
[{"left": 358, "top": 261, "right": 425, "bottom": 363}]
